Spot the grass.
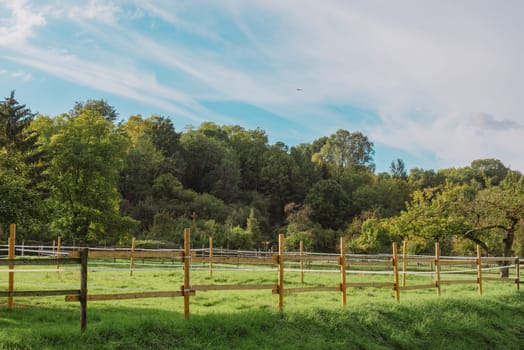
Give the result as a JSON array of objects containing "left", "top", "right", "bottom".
[{"left": 0, "top": 261, "right": 523, "bottom": 349}]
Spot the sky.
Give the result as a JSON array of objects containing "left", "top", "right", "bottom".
[{"left": 1, "top": 0, "right": 523, "bottom": 173}]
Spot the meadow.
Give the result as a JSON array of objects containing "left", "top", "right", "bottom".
[{"left": 0, "top": 260, "right": 523, "bottom": 350}]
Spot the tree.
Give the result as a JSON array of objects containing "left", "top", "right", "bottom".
[
  {"left": 34, "top": 110, "right": 136, "bottom": 243},
  {"left": 259, "top": 142, "right": 303, "bottom": 226},
  {"left": 390, "top": 158, "right": 407, "bottom": 180},
  {"left": 226, "top": 126, "right": 268, "bottom": 191},
  {"left": 246, "top": 207, "right": 262, "bottom": 246},
  {"left": 180, "top": 130, "right": 240, "bottom": 202},
  {"left": 388, "top": 174, "right": 524, "bottom": 275},
  {"left": 470, "top": 158, "right": 509, "bottom": 186},
  {"left": 313, "top": 129, "right": 375, "bottom": 177},
  {"left": 71, "top": 99, "right": 118, "bottom": 122},
  {"left": 305, "top": 179, "right": 350, "bottom": 230}
]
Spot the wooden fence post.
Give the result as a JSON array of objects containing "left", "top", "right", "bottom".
[
  {"left": 300, "top": 240, "right": 304, "bottom": 284},
  {"left": 8, "top": 224, "right": 16, "bottom": 309},
  {"left": 402, "top": 240, "right": 407, "bottom": 288},
  {"left": 516, "top": 256, "right": 520, "bottom": 291},
  {"left": 340, "top": 237, "right": 347, "bottom": 306},
  {"left": 80, "top": 248, "right": 88, "bottom": 332},
  {"left": 392, "top": 242, "right": 400, "bottom": 302},
  {"left": 209, "top": 236, "right": 213, "bottom": 277},
  {"left": 56, "top": 235, "right": 61, "bottom": 271},
  {"left": 278, "top": 234, "right": 284, "bottom": 311},
  {"left": 476, "top": 245, "right": 483, "bottom": 295},
  {"left": 183, "top": 228, "right": 191, "bottom": 320},
  {"left": 435, "top": 242, "right": 441, "bottom": 297},
  {"left": 129, "top": 237, "right": 136, "bottom": 276}
]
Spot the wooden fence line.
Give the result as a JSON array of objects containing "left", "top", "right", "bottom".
[{"left": 2, "top": 225, "right": 522, "bottom": 331}]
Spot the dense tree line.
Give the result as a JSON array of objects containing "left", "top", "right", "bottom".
[{"left": 1, "top": 92, "right": 523, "bottom": 260}]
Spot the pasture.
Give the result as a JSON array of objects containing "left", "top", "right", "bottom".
[{"left": 1, "top": 250, "right": 523, "bottom": 350}]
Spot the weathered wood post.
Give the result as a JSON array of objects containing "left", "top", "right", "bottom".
[
  {"left": 209, "top": 236, "right": 213, "bottom": 277},
  {"left": 129, "top": 237, "right": 136, "bottom": 276},
  {"left": 435, "top": 242, "right": 441, "bottom": 297},
  {"left": 8, "top": 224, "right": 16, "bottom": 309},
  {"left": 278, "top": 234, "right": 284, "bottom": 311},
  {"left": 392, "top": 242, "right": 400, "bottom": 302},
  {"left": 515, "top": 256, "right": 520, "bottom": 291},
  {"left": 300, "top": 240, "right": 304, "bottom": 284},
  {"left": 340, "top": 237, "right": 347, "bottom": 306},
  {"left": 402, "top": 240, "right": 407, "bottom": 288},
  {"left": 80, "top": 248, "right": 88, "bottom": 331},
  {"left": 56, "top": 235, "right": 61, "bottom": 272},
  {"left": 183, "top": 228, "right": 191, "bottom": 319},
  {"left": 476, "top": 245, "right": 483, "bottom": 295}
]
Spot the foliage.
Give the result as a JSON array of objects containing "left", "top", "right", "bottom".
[
  {"left": 305, "top": 179, "right": 349, "bottom": 230},
  {"left": 33, "top": 109, "right": 136, "bottom": 243},
  {"left": 3, "top": 92, "right": 524, "bottom": 254}
]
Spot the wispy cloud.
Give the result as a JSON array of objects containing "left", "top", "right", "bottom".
[
  {"left": 0, "top": 0, "right": 46, "bottom": 45},
  {"left": 1, "top": 0, "right": 524, "bottom": 171}
]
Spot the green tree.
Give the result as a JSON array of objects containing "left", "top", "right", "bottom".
[
  {"left": 313, "top": 129, "right": 375, "bottom": 177},
  {"left": 305, "top": 179, "right": 349, "bottom": 230},
  {"left": 72, "top": 99, "right": 118, "bottom": 122},
  {"left": 246, "top": 207, "right": 262, "bottom": 246},
  {"left": 34, "top": 110, "right": 136, "bottom": 243},
  {"left": 180, "top": 130, "right": 240, "bottom": 202},
  {"left": 390, "top": 158, "right": 407, "bottom": 180}
]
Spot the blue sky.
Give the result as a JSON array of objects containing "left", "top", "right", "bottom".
[{"left": 1, "top": 0, "right": 523, "bottom": 173}]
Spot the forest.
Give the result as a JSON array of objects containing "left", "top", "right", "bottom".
[{"left": 1, "top": 91, "right": 523, "bottom": 258}]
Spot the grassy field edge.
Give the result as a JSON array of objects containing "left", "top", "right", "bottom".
[{"left": 1, "top": 291, "right": 523, "bottom": 350}]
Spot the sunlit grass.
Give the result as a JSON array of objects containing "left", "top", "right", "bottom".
[{"left": 0, "top": 261, "right": 522, "bottom": 349}]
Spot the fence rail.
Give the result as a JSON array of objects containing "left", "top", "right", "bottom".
[{"left": 1, "top": 224, "right": 522, "bottom": 331}]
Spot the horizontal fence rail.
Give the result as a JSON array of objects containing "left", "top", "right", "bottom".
[{"left": 1, "top": 224, "right": 521, "bottom": 331}]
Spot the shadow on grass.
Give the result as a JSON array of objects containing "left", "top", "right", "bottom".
[{"left": 0, "top": 293, "right": 523, "bottom": 350}]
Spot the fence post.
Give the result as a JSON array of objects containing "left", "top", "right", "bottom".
[
  {"left": 476, "top": 245, "right": 483, "bottom": 295},
  {"left": 515, "top": 256, "right": 520, "bottom": 291},
  {"left": 183, "top": 228, "right": 191, "bottom": 320},
  {"left": 340, "top": 237, "right": 347, "bottom": 306},
  {"left": 56, "top": 235, "right": 61, "bottom": 272},
  {"left": 402, "top": 240, "right": 407, "bottom": 288},
  {"left": 8, "top": 224, "right": 16, "bottom": 309},
  {"left": 278, "top": 234, "right": 284, "bottom": 311},
  {"left": 209, "top": 236, "right": 213, "bottom": 277},
  {"left": 392, "top": 242, "right": 400, "bottom": 302},
  {"left": 80, "top": 248, "right": 88, "bottom": 332},
  {"left": 300, "top": 240, "right": 304, "bottom": 284},
  {"left": 129, "top": 237, "right": 136, "bottom": 276},
  {"left": 435, "top": 242, "right": 441, "bottom": 297}
]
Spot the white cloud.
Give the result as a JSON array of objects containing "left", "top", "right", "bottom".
[
  {"left": 10, "top": 69, "right": 32, "bottom": 81},
  {"left": 2, "top": 0, "right": 524, "bottom": 171},
  {"left": 0, "top": 0, "right": 46, "bottom": 45}
]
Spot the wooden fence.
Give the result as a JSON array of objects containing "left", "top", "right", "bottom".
[{"left": 1, "top": 224, "right": 522, "bottom": 331}]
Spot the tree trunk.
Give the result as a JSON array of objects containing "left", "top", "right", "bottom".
[{"left": 500, "top": 230, "right": 515, "bottom": 278}]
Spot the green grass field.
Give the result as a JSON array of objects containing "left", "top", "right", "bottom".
[{"left": 0, "top": 261, "right": 523, "bottom": 349}]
